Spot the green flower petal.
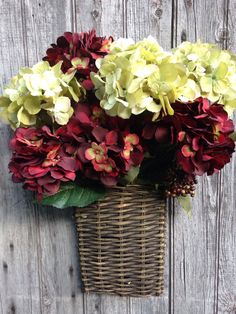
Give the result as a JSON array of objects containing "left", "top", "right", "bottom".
[
  {"left": 54, "top": 111, "right": 70, "bottom": 125},
  {"left": 92, "top": 36, "right": 183, "bottom": 118},
  {"left": 0, "top": 61, "right": 83, "bottom": 128},
  {"left": 127, "top": 78, "right": 143, "bottom": 93},
  {"left": 173, "top": 41, "right": 236, "bottom": 113},
  {"left": 54, "top": 96, "right": 71, "bottom": 112},
  {"left": 7, "top": 101, "right": 19, "bottom": 113},
  {"left": 0, "top": 96, "right": 11, "bottom": 107},
  {"left": 214, "top": 62, "right": 228, "bottom": 79},
  {"left": 24, "top": 96, "right": 41, "bottom": 114},
  {"left": 200, "top": 76, "right": 213, "bottom": 93},
  {"left": 145, "top": 100, "right": 162, "bottom": 113},
  {"left": 17, "top": 107, "right": 36, "bottom": 126}
]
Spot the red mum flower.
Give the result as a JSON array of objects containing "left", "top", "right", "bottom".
[
  {"left": 57, "top": 103, "right": 144, "bottom": 186},
  {"left": 43, "top": 30, "right": 113, "bottom": 90},
  {"left": 142, "top": 98, "right": 235, "bottom": 176},
  {"left": 85, "top": 142, "right": 108, "bottom": 164},
  {"left": 9, "top": 126, "right": 81, "bottom": 200},
  {"left": 122, "top": 134, "right": 139, "bottom": 160}
]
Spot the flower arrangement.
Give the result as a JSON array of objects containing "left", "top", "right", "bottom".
[{"left": 1, "top": 30, "right": 235, "bottom": 212}]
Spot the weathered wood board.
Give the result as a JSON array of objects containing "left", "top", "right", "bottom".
[{"left": 0, "top": 0, "right": 235, "bottom": 313}]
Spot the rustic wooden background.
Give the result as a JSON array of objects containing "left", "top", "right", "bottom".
[{"left": 0, "top": 0, "right": 235, "bottom": 313}]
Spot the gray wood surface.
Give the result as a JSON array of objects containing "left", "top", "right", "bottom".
[{"left": 0, "top": 0, "right": 235, "bottom": 313}]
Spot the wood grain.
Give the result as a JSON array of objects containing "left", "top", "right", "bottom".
[
  {"left": 0, "top": 0, "right": 235, "bottom": 313},
  {"left": 21, "top": 2, "right": 85, "bottom": 313},
  {"left": 217, "top": 1, "right": 236, "bottom": 313},
  {"left": 125, "top": 1, "right": 172, "bottom": 313},
  {"left": 0, "top": 1, "right": 41, "bottom": 313},
  {"left": 171, "top": 1, "right": 230, "bottom": 313},
  {"left": 74, "top": 1, "right": 130, "bottom": 313},
  {"left": 0, "top": 0, "right": 83, "bottom": 313}
]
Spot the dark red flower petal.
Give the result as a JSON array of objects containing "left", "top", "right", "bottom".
[
  {"left": 57, "top": 157, "right": 78, "bottom": 171},
  {"left": 142, "top": 123, "right": 156, "bottom": 139},
  {"left": 92, "top": 126, "right": 108, "bottom": 142},
  {"left": 9, "top": 126, "right": 79, "bottom": 198},
  {"left": 82, "top": 79, "right": 94, "bottom": 90},
  {"left": 155, "top": 126, "right": 169, "bottom": 143},
  {"left": 77, "top": 111, "right": 91, "bottom": 125},
  {"left": 100, "top": 175, "right": 117, "bottom": 186},
  {"left": 105, "top": 131, "right": 118, "bottom": 145}
]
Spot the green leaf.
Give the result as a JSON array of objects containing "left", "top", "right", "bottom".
[
  {"left": 120, "top": 166, "right": 140, "bottom": 185},
  {"left": 41, "top": 182, "right": 106, "bottom": 209},
  {"left": 177, "top": 195, "right": 192, "bottom": 216}
]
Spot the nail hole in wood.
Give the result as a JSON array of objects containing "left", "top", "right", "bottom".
[
  {"left": 10, "top": 303, "right": 16, "bottom": 313},
  {"left": 3, "top": 261, "right": 8, "bottom": 271},
  {"left": 69, "top": 265, "right": 74, "bottom": 276},
  {"left": 91, "top": 10, "right": 99, "bottom": 19},
  {"left": 155, "top": 8, "right": 163, "bottom": 18},
  {"left": 218, "top": 28, "right": 229, "bottom": 41},
  {"left": 186, "top": 0, "right": 192, "bottom": 7},
  {"left": 181, "top": 30, "right": 187, "bottom": 42}
]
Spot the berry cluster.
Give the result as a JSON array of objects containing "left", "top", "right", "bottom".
[{"left": 164, "top": 168, "right": 197, "bottom": 198}]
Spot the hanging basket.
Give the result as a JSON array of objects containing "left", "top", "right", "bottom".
[{"left": 74, "top": 185, "right": 167, "bottom": 297}]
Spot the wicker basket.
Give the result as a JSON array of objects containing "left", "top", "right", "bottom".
[{"left": 74, "top": 185, "right": 167, "bottom": 297}]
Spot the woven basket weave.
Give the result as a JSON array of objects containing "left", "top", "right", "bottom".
[{"left": 74, "top": 185, "right": 167, "bottom": 297}]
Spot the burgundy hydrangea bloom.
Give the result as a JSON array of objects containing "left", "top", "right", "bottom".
[
  {"left": 56, "top": 103, "right": 144, "bottom": 186},
  {"left": 43, "top": 30, "right": 113, "bottom": 90},
  {"left": 9, "top": 126, "right": 81, "bottom": 200},
  {"left": 142, "top": 98, "right": 235, "bottom": 176}
]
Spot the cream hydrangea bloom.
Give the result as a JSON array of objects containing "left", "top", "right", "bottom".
[
  {"left": 172, "top": 41, "right": 236, "bottom": 114},
  {"left": 0, "top": 61, "right": 84, "bottom": 128},
  {"left": 91, "top": 36, "right": 187, "bottom": 119}
]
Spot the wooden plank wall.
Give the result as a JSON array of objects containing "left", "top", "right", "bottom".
[{"left": 0, "top": 0, "right": 235, "bottom": 313}]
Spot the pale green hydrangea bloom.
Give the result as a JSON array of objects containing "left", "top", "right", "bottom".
[
  {"left": 0, "top": 61, "right": 84, "bottom": 128},
  {"left": 172, "top": 41, "right": 236, "bottom": 115},
  {"left": 91, "top": 36, "right": 188, "bottom": 119}
]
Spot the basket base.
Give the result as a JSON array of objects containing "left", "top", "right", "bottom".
[{"left": 75, "top": 185, "right": 167, "bottom": 297}]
